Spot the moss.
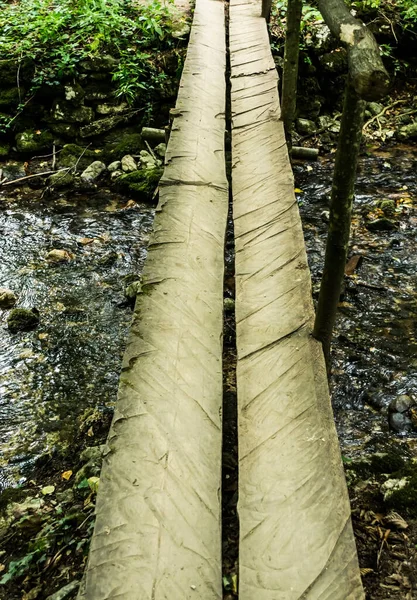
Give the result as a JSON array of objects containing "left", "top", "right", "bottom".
[
  {"left": 0, "top": 487, "right": 26, "bottom": 515},
  {"left": 385, "top": 473, "right": 417, "bottom": 516},
  {"left": 0, "top": 143, "right": 10, "bottom": 158},
  {"left": 379, "top": 199, "right": 396, "bottom": 217},
  {"left": 105, "top": 133, "right": 144, "bottom": 160},
  {"left": 116, "top": 167, "right": 163, "bottom": 201},
  {"left": 370, "top": 452, "right": 406, "bottom": 474},
  {"left": 7, "top": 308, "right": 40, "bottom": 333},
  {"left": 47, "top": 171, "right": 74, "bottom": 189},
  {"left": 0, "top": 87, "right": 20, "bottom": 109},
  {"left": 57, "top": 144, "right": 100, "bottom": 171},
  {"left": 15, "top": 129, "right": 53, "bottom": 153}
]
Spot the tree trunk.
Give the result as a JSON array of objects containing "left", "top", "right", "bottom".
[
  {"left": 280, "top": 0, "right": 303, "bottom": 138},
  {"left": 261, "top": 0, "right": 272, "bottom": 19},
  {"left": 313, "top": 79, "right": 366, "bottom": 368},
  {"left": 318, "top": 0, "right": 389, "bottom": 100}
]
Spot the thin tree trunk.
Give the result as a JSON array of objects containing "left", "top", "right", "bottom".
[
  {"left": 313, "top": 79, "right": 366, "bottom": 368},
  {"left": 261, "top": 0, "right": 272, "bottom": 20},
  {"left": 280, "top": 0, "right": 303, "bottom": 139},
  {"left": 318, "top": 0, "right": 389, "bottom": 100}
]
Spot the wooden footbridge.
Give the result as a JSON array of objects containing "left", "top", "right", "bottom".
[{"left": 79, "top": 0, "right": 365, "bottom": 597}]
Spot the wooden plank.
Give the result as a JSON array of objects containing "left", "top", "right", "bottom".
[
  {"left": 79, "top": 0, "right": 227, "bottom": 597},
  {"left": 230, "top": 1, "right": 365, "bottom": 598}
]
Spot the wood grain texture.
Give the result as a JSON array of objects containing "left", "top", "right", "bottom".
[
  {"left": 79, "top": 0, "right": 227, "bottom": 597},
  {"left": 230, "top": 1, "right": 365, "bottom": 598}
]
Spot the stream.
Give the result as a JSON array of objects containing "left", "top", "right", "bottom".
[
  {"left": 0, "top": 182, "right": 154, "bottom": 486},
  {"left": 1, "top": 144, "right": 416, "bottom": 488},
  {"left": 295, "top": 143, "right": 417, "bottom": 457}
]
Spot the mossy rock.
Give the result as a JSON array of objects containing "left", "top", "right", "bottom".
[
  {"left": 57, "top": 144, "right": 102, "bottom": 171},
  {"left": 48, "top": 122, "right": 80, "bottom": 138},
  {"left": 116, "top": 167, "right": 163, "bottom": 202},
  {"left": 0, "top": 58, "right": 34, "bottom": 86},
  {"left": 0, "top": 87, "right": 21, "bottom": 109},
  {"left": 385, "top": 473, "right": 417, "bottom": 516},
  {"left": 379, "top": 199, "right": 396, "bottom": 217},
  {"left": 15, "top": 129, "right": 54, "bottom": 153},
  {"left": 47, "top": 171, "right": 74, "bottom": 189},
  {"left": 0, "top": 143, "right": 10, "bottom": 158},
  {"left": 51, "top": 100, "right": 94, "bottom": 124},
  {"left": 7, "top": 308, "right": 40, "bottom": 333},
  {"left": 104, "top": 133, "right": 145, "bottom": 160}
]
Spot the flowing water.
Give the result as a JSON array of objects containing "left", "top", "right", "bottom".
[
  {"left": 1, "top": 145, "right": 416, "bottom": 487},
  {"left": 0, "top": 182, "right": 154, "bottom": 485},
  {"left": 295, "top": 144, "right": 417, "bottom": 457}
]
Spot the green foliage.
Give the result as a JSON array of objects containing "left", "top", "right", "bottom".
[
  {"left": 352, "top": 0, "right": 417, "bottom": 25},
  {"left": 0, "top": 0, "right": 181, "bottom": 107}
]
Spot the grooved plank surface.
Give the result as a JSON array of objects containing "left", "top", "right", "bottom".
[
  {"left": 230, "top": 1, "right": 365, "bottom": 598},
  {"left": 79, "top": 0, "right": 227, "bottom": 597}
]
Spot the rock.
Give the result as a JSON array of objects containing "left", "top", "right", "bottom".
[
  {"left": 141, "top": 127, "right": 166, "bottom": 145},
  {"left": 116, "top": 167, "right": 163, "bottom": 202},
  {"left": 317, "top": 115, "right": 340, "bottom": 133},
  {"left": 224, "top": 298, "right": 235, "bottom": 312},
  {"left": 397, "top": 121, "right": 417, "bottom": 141},
  {"left": 98, "top": 251, "right": 119, "bottom": 266},
  {"left": 1, "top": 162, "right": 26, "bottom": 181},
  {"left": 57, "top": 144, "right": 100, "bottom": 171},
  {"left": 389, "top": 395, "right": 415, "bottom": 414},
  {"left": 0, "top": 288, "right": 17, "bottom": 309},
  {"left": 389, "top": 412, "right": 413, "bottom": 433},
  {"left": 15, "top": 129, "right": 53, "bottom": 153},
  {"left": 80, "top": 55, "right": 119, "bottom": 72},
  {"left": 80, "top": 161, "right": 107, "bottom": 184},
  {"left": 172, "top": 21, "right": 191, "bottom": 39},
  {"left": 0, "top": 87, "right": 20, "bottom": 108},
  {"left": 47, "top": 249, "right": 73, "bottom": 262},
  {"left": 79, "top": 114, "right": 129, "bottom": 138},
  {"left": 125, "top": 280, "right": 142, "bottom": 300},
  {"left": 45, "top": 580, "right": 80, "bottom": 600},
  {"left": 366, "top": 218, "right": 398, "bottom": 232},
  {"left": 7, "top": 308, "right": 40, "bottom": 333},
  {"left": 51, "top": 101, "right": 94, "bottom": 124},
  {"left": 96, "top": 102, "right": 128, "bottom": 116},
  {"left": 108, "top": 160, "right": 122, "bottom": 173},
  {"left": 84, "top": 85, "right": 114, "bottom": 101},
  {"left": 110, "top": 170, "right": 123, "bottom": 180},
  {"left": 319, "top": 50, "right": 348, "bottom": 74},
  {"left": 80, "top": 445, "right": 104, "bottom": 463},
  {"left": 55, "top": 489, "right": 74, "bottom": 504},
  {"left": 48, "top": 122, "right": 79, "bottom": 138},
  {"left": 64, "top": 82, "right": 85, "bottom": 105},
  {"left": 105, "top": 133, "right": 144, "bottom": 160},
  {"left": 296, "top": 118, "right": 316, "bottom": 135},
  {"left": 0, "top": 143, "right": 10, "bottom": 158},
  {"left": 47, "top": 171, "right": 74, "bottom": 189},
  {"left": 367, "top": 102, "right": 383, "bottom": 116},
  {"left": 154, "top": 143, "right": 166, "bottom": 159},
  {"left": 121, "top": 154, "right": 137, "bottom": 173},
  {"left": 381, "top": 477, "right": 408, "bottom": 501},
  {"left": 379, "top": 199, "right": 396, "bottom": 217},
  {"left": 139, "top": 150, "right": 156, "bottom": 169},
  {"left": 75, "top": 457, "right": 102, "bottom": 485}
]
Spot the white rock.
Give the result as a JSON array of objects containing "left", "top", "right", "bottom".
[
  {"left": 121, "top": 155, "right": 137, "bottom": 173},
  {"left": 81, "top": 161, "right": 107, "bottom": 184},
  {"left": 108, "top": 161, "right": 122, "bottom": 173}
]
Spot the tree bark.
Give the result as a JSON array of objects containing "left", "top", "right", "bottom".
[
  {"left": 318, "top": 0, "right": 389, "bottom": 101},
  {"left": 280, "top": 0, "right": 303, "bottom": 137},
  {"left": 313, "top": 79, "right": 366, "bottom": 368},
  {"left": 261, "top": 0, "right": 272, "bottom": 19}
]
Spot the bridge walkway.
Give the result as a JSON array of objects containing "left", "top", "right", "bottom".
[{"left": 79, "top": 0, "right": 364, "bottom": 597}]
